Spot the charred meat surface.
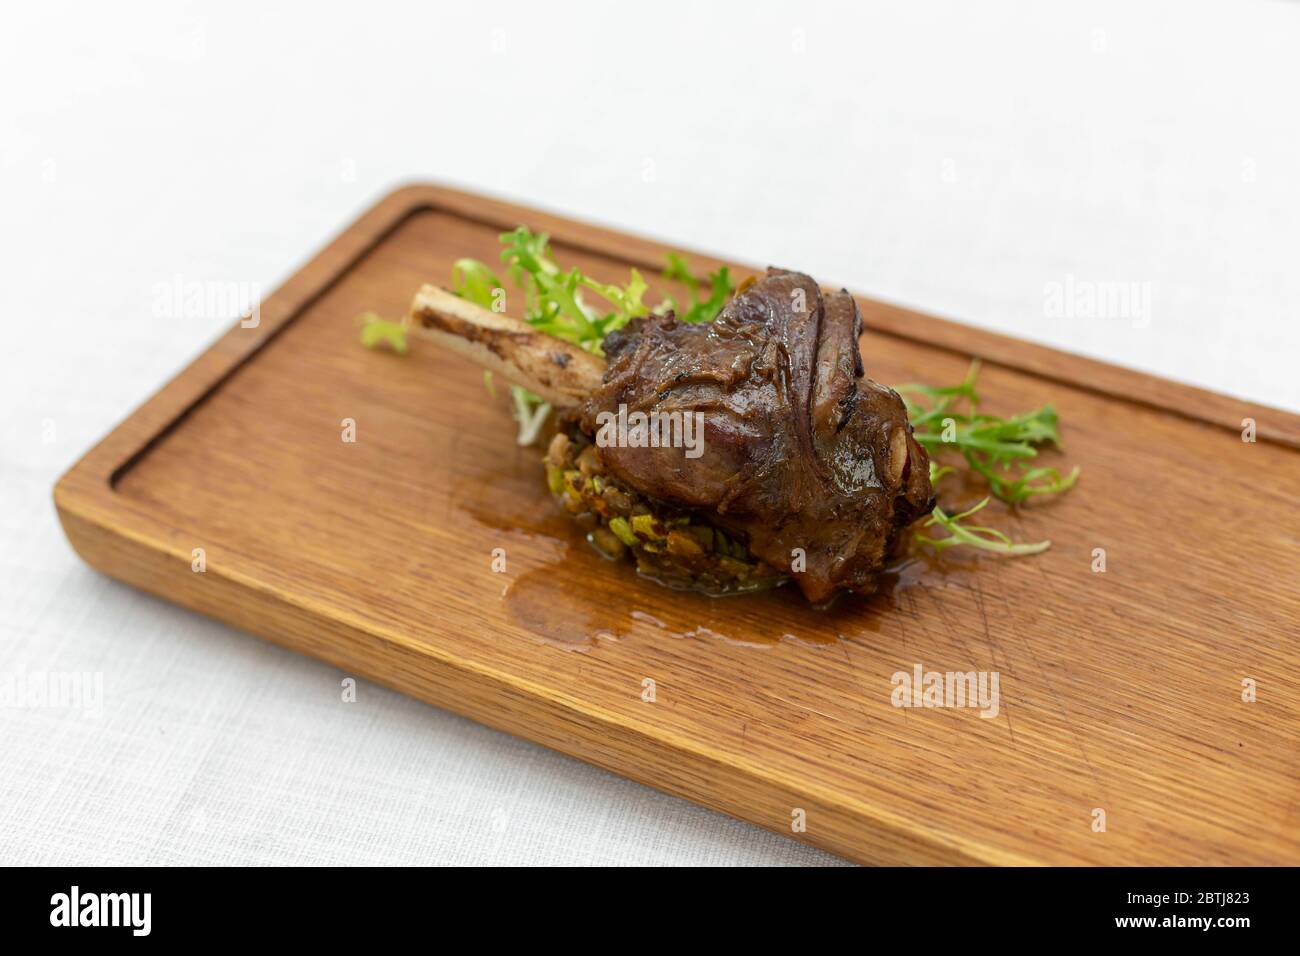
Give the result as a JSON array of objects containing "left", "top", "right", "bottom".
[{"left": 574, "top": 268, "right": 934, "bottom": 603}]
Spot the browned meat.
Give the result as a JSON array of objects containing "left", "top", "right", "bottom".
[{"left": 574, "top": 268, "right": 934, "bottom": 603}]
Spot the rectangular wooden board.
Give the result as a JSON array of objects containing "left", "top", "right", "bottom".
[{"left": 56, "top": 184, "right": 1300, "bottom": 865}]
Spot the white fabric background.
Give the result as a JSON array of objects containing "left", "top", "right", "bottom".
[{"left": 2, "top": 0, "right": 1296, "bottom": 866}]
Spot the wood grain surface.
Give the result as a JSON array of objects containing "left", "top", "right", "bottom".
[{"left": 55, "top": 184, "right": 1300, "bottom": 865}]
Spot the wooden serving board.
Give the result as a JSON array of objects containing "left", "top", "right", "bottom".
[{"left": 56, "top": 185, "right": 1300, "bottom": 865}]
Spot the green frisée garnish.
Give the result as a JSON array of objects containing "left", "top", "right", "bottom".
[
  {"left": 444, "top": 227, "right": 734, "bottom": 446},
  {"left": 356, "top": 312, "right": 408, "bottom": 354},
  {"left": 897, "top": 360, "right": 1080, "bottom": 506},
  {"left": 915, "top": 500, "right": 1052, "bottom": 557},
  {"left": 451, "top": 258, "right": 504, "bottom": 310},
  {"left": 904, "top": 363, "right": 1079, "bottom": 556},
  {"left": 486, "top": 226, "right": 732, "bottom": 350},
  {"left": 914, "top": 462, "right": 1051, "bottom": 555},
  {"left": 358, "top": 225, "right": 732, "bottom": 432},
  {"left": 662, "top": 252, "right": 734, "bottom": 326}
]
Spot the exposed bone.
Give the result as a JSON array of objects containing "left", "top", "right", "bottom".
[
  {"left": 887, "top": 428, "right": 909, "bottom": 488},
  {"left": 406, "top": 284, "right": 606, "bottom": 408}
]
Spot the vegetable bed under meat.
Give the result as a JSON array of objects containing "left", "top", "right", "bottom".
[{"left": 544, "top": 430, "right": 788, "bottom": 595}]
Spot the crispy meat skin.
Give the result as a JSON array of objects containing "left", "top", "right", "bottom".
[{"left": 577, "top": 268, "right": 934, "bottom": 603}]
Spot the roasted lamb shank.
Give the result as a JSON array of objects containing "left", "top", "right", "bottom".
[{"left": 411, "top": 268, "right": 935, "bottom": 604}]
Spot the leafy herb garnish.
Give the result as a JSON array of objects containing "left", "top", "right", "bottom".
[
  {"left": 916, "top": 501, "right": 1052, "bottom": 556},
  {"left": 897, "top": 360, "right": 1079, "bottom": 506},
  {"left": 914, "top": 461, "right": 1051, "bottom": 555},
  {"left": 449, "top": 227, "right": 734, "bottom": 446},
  {"left": 356, "top": 312, "right": 408, "bottom": 354},
  {"left": 902, "top": 361, "right": 1078, "bottom": 555},
  {"left": 662, "top": 252, "right": 734, "bottom": 325}
]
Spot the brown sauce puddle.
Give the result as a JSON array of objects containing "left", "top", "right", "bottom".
[{"left": 452, "top": 449, "right": 972, "bottom": 653}]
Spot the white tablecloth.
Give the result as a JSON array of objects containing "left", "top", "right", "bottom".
[{"left": 2, "top": 0, "right": 1296, "bottom": 865}]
